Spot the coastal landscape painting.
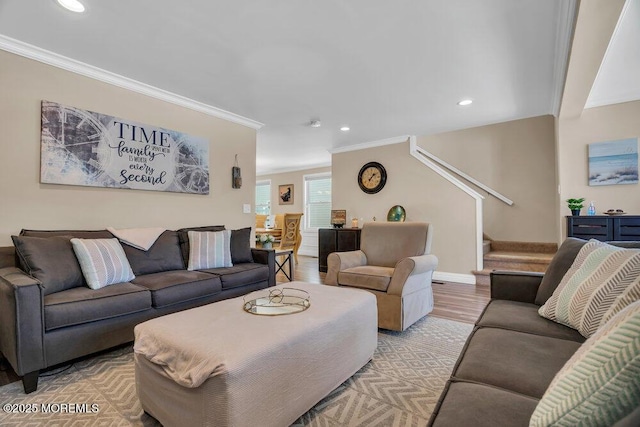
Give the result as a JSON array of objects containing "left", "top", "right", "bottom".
[{"left": 588, "top": 138, "right": 638, "bottom": 186}]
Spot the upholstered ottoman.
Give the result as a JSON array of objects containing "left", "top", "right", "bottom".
[{"left": 134, "top": 282, "right": 377, "bottom": 427}]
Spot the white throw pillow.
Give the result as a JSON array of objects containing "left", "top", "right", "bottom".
[
  {"left": 187, "top": 230, "right": 233, "bottom": 270},
  {"left": 529, "top": 300, "right": 640, "bottom": 427},
  {"left": 71, "top": 238, "right": 135, "bottom": 290},
  {"left": 538, "top": 239, "right": 640, "bottom": 338}
]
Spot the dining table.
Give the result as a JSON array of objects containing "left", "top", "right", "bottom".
[
  {"left": 255, "top": 228, "right": 282, "bottom": 249},
  {"left": 255, "top": 228, "right": 282, "bottom": 239}
]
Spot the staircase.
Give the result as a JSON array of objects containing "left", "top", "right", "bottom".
[{"left": 473, "top": 240, "right": 558, "bottom": 285}]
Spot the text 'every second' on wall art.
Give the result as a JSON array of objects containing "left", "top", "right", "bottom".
[{"left": 40, "top": 100, "right": 210, "bottom": 194}]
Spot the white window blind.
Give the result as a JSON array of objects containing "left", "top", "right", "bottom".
[
  {"left": 304, "top": 174, "right": 331, "bottom": 229},
  {"left": 255, "top": 180, "right": 271, "bottom": 215}
]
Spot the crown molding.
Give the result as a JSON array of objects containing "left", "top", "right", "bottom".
[
  {"left": 551, "top": 0, "right": 578, "bottom": 116},
  {"left": 329, "top": 135, "right": 410, "bottom": 154},
  {"left": 0, "top": 34, "right": 264, "bottom": 130},
  {"left": 256, "top": 162, "right": 331, "bottom": 177}
]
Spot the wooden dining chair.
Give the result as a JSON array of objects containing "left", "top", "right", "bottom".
[
  {"left": 255, "top": 214, "right": 267, "bottom": 229},
  {"left": 276, "top": 213, "right": 303, "bottom": 263}
]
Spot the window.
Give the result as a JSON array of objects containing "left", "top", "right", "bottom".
[
  {"left": 255, "top": 180, "right": 271, "bottom": 215},
  {"left": 304, "top": 173, "right": 331, "bottom": 229}
]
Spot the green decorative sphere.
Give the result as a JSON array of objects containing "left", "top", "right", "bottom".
[{"left": 387, "top": 205, "right": 406, "bottom": 222}]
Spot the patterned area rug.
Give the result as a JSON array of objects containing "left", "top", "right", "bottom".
[{"left": 0, "top": 316, "right": 472, "bottom": 426}]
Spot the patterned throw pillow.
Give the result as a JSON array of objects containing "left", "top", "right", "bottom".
[
  {"left": 71, "top": 238, "right": 135, "bottom": 290},
  {"left": 538, "top": 239, "right": 640, "bottom": 337},
  {"left": 187, "top": 230, "right": 233, "bottom": 270},
  {"left": 529, "top": 300, "right": 640, "bottom": 427}
]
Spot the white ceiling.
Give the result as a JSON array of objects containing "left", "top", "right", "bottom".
[{"left": 0, "top": 0, "right": 636, "bottom": 175}]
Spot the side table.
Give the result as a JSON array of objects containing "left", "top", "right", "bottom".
[{"left": 274, "top": 249, "right": 294, "bottom": 281}]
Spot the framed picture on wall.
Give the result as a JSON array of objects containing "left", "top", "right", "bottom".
[
  {"left": 279, "top": 184, "right": 294, "bottom": 205},
  {"left": 40, "top": 100, "right": 210, "bottom": 194},
  {"left": 588, "top": 138, "right": 638, "bottom": 186},
  {"left": 331, "top": 210, "right": 346, "bottom": 228}
]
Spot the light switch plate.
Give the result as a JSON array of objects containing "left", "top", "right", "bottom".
[{"left": 243, "top": 204, "right": 251, "bottom": 213}]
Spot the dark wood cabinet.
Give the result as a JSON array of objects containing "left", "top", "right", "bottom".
[
  {"left": 566, "top": 215, "right": 640, "bottom": 241},
  {"left": 318, "top": 228, "right": 361, "bottom": 272}
]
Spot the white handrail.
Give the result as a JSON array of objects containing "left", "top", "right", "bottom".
[
  {"left": 408, "top": 137, "right": 484, "bottom": 271},
  {"left": 414, "top": 146, "right": 514, "bottom": 206}
]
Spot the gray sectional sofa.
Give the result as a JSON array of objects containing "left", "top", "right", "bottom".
[
  {"left": 0, "top": 226, "right": 275, "bottom": 394},
  {"left": 428, "top": 237, "right": 640, "bottom": 426}
]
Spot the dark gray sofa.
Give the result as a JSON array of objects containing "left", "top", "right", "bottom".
[
  {"left": 428, "top": 238, "right": 640, "bottom": 426},
  {"left": 0, "top": 226, "right": 275, "bottom": 394}
]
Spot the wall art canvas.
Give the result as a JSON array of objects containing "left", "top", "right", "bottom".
[
  {"left": 279, "top": 184, "right": 294, "bottom": 205},
  {"left": 588, "top": 138, "right": 638, "bottom": 186},
  {"left": 40, "top": 101, "right": 210, "bottom": 194},
  {"left": 330, "top": 209, "right": 346, "bottom": 227}
]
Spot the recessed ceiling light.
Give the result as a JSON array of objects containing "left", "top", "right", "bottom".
[
  {"left": 57, "top": 0, "right": 85, "bottom": 13},
  {"left": 340, "top": 126, "right": 350, "bottom": 131},
  {"left": 457, "top": 99, "right": 473, "bottom": 106}
]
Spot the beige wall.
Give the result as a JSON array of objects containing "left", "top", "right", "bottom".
[
  {"left": 418, "top": 115, "right": 558, "bottom": 243},
  {"left": 0, "top": 50, "right": 257, "bottom": 246},
  {"left": 257, "top": 166, "right": 331, "bottom": 216},
  {"left": 332, "top": 142, "right": 477, "bottom": 275},
  {"left": 558, "top": 101, "right": 640, "bottom": 239}
]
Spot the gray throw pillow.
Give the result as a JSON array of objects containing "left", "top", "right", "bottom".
[
  {"left": 231, "top": 227, "right": 253, "bottom": 264},
  {"left": 12, "top": 235, "right": 84, "bottom": 295},
  {"left": 122, "top": 230, "right": 185, "bottom": 275},
  {"left": 535, "top": 238, "right": 587, "bottom": 305}
]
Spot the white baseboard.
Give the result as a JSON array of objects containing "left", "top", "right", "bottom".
[{"left": 433, "top": 271, "right": 476, "bottom": 285}]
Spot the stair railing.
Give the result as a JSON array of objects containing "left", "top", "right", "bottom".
[
  {"left": 414, "top": 146, "right": 514, "bottom": 206},
  {"left": 409, "top": 137, "right": 484, "bottom": 271}
]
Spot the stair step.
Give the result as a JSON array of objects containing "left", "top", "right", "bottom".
[
  {"left": 484, "top": 251, "right": 554, "bottom": 263},
  {"left": 484, "top": 251, "right": 553, "bottom": 273},
  {"left": 474, "top": 240, "right": 557, "bottom": 285},
  {"left": 472, "top": 269, "right": 492, "bottom": 286},
  {"left": 489, "top": 241, "right": 557, "bottom": 254}
]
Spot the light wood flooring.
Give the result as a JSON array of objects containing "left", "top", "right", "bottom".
[{"left": 0, "top": 256, "right": 490, "bottom": 387}]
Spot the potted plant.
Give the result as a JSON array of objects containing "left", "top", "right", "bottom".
[
  {"left": 566, "top": 198, "right": 585, "bottom": 216},
  {"left": 256, "top": 234, "right": 275, "bottom": 249}
]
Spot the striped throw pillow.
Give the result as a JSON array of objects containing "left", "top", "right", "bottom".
[
  {"left": 538, "top": 239, "right": 640, "bottom": 338},
  {"left": 187, "top": 230, "right": 233, "bottom": 270},
  {"left": 70, "top": 238, "right": 135, "bottom": 290},
  {"left": 529, "top": 300, "right": 640, "bottom": 427}
]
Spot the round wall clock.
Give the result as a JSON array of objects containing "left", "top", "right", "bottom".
[{"left": 357, "top": 161, "right": 387, "bottom": 194}]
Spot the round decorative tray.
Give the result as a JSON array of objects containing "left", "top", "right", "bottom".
[{"left": 243, "top": 288, "right": 310, "bottom": 316}]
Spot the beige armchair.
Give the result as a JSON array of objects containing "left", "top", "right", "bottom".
[{"left": 325, "top": 222, "right": 438, "bottom": 331}]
